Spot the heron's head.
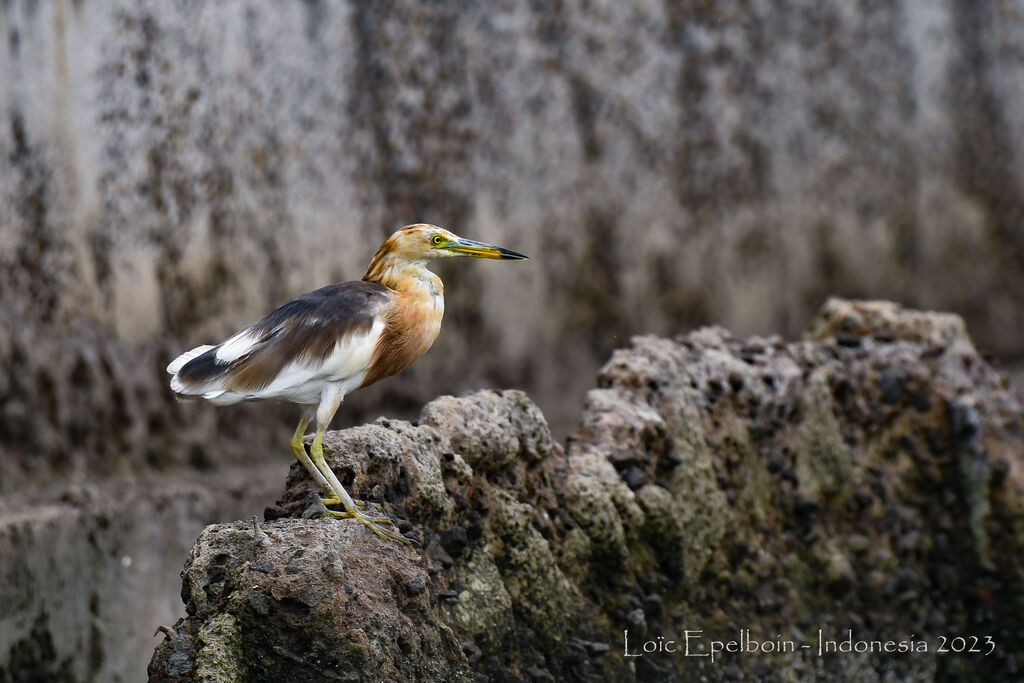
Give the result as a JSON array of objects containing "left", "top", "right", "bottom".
[{"left": 382, "top": 224, "right": 529, "bottom": 262}]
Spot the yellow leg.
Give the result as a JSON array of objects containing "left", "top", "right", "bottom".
[
  {"left": 308, "top": 428, "right": 412, "bottom": 544},
  {"left": 308, "top": 386, "right": 412, "bottom": 545},
  {"left": 289, "top": 406, "right": 341, "bottom": 505}
]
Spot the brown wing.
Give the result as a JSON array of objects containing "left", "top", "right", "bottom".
[{"left": 176, "top": 281, "right": 392, "bottom": 393}]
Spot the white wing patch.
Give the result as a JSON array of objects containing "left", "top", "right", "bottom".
[
  {"left": 168, "top": 316, "right": 385, "bottom": 406},
  {"left": 215, "top": 329, "right": 263, "bottom": 363},
  {"left": 239, "top": 318, "right": 385, "bottom": 403},
  {"left": 319, "top": 319, "right": 385, "bottom": 382}
]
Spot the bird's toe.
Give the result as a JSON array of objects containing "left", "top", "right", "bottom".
[
  {"left": 323, "top": 508, "right": 413, "bottom": 545},
  {"left": 321, "top": 497, "right": 369, "bottom": 508}
]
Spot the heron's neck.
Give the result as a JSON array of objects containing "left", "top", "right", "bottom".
[{"left": 363, "top": 256, "right": 443, "bottom": 297}]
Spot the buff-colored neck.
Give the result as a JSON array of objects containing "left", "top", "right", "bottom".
[{"left": 362, "top": 251, "right": 434, "bottom": 293}]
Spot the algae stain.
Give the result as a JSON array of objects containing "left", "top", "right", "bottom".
[{"left": 795, "top": 368, "right": 857, "bottom": 499}]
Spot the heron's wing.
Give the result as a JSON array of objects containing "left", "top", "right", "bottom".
[{"left": 170, "top": 281, "right": 391, "bottom": 400}]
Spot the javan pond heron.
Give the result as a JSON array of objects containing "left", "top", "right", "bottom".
[{"left": 167, "top": 224, "right": 527, "bottom": 543}]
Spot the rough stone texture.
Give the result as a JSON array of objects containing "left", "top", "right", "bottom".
[
  {"left": 151, "top": 302, "right": 1024, "bottom": 681},
  {"left": 169, "top": 519, "right": 469, "bottom": 683},
  {"left": 5, "top": 0, "right": 1024, "bottom": 497}
]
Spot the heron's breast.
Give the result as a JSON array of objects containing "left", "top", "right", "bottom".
[{"left": 360, "top": 289, "right": 444, "bottom": 388}]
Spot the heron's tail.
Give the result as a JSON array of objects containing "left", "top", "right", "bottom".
[
  {"left": 167, "top": 344, "right": 234, "bottom": 403},
  {"left": 167, "top": 344, "right": 216, "bottom": 375}
]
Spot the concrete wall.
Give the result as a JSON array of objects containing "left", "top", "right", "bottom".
[
  {"left": 0, "top": 463, "right": 284, "bottom": 682},
  {"left": 4, "top": 0, "right": 1024, "bottom": 487}
]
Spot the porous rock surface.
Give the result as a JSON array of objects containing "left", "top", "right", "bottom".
[{"left": 149, "top": 301, "right": 1024, "bottom": 681}]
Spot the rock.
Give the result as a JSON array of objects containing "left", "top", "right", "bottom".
[
  {"left": 152, "top": 519, "right": 470, "bottom": 683},
  {"left": 149, "top": 302, "right": 1024, "bottom": 681},
  {"left": 806, "top": 299, "right": 974, "bottom": 349}
]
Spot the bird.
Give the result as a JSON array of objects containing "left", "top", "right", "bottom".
[{"left": 167, "top": 224, "right": 527, "bottom": 544}]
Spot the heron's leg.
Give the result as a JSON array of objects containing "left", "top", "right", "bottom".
[
  {"left": 288, "top": 407, "right": 368, "bottom": 507},
  {"left": 289, "top": 406, "right": 341, "bottom": 503},
  {"left": 308, "top": 385, "right": 412, "bottom": 544}
]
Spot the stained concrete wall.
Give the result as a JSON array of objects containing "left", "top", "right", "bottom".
[
  {"left": 4, "top": 0, "right": 1024, "bottom": 488},
  {"left": 0, "top": 464, "right": 284, "bottom": 683},
  {"left": 2, "top": 1, "right": 1024, "bottom": 679}
]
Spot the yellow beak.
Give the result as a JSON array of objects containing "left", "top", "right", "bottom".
[{"left": 447, "top": 238, "right": 528, "bottom": 260}]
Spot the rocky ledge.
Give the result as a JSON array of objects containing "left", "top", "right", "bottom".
[{"left": 149, "top": 300, "right": 1024, "bottom": 682}]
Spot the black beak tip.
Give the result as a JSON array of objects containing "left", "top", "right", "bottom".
[{"left": 500, "top": 248, "right": 529, "bottom": 260}]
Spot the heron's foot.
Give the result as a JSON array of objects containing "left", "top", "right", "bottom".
[
  {"left": 323, "top": 508, "right": 413, "bottom": 545},
  {"left": 320, "top": 497, "right": 367, "bottom": 508}
]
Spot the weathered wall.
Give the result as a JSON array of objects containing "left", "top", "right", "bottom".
[
  {"left": 3, "top": 0, "right": 1024, "bottom": 491},
  {"left": 0, "top": 463, "right": 284, "bottom": 683}
]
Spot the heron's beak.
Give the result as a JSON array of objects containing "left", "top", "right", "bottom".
[{"left": 448, "top": 238, "right": 528, "bottom": 260}]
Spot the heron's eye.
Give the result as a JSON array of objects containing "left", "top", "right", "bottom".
[{"left": 431, "top": 235, "right": 444, "bottom": 246}]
